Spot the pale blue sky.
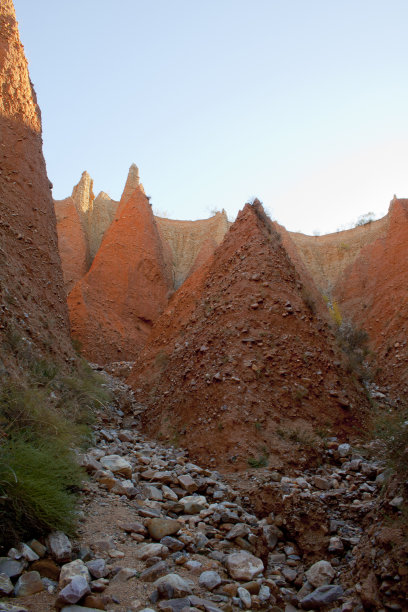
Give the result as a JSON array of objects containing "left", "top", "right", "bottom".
[{"left": 14, "top": 0, "right": 408, "bottom": 234}]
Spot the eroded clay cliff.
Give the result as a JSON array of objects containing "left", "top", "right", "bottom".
[
  {"left": 334, "top": 197, "right": 408, "bottom": 397},
  {"left": 68, "top": 185, "right": 173, "bottom": 363},
  {"left": 128, "top": 202, "right": 369, "bottom": 471},
  {"left": 0, "top": 0, "right": 73, "bottom": 370}
]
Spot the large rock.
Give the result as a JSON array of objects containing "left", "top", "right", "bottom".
[
  {"left": 225, "top": 551, "right": 264, "bottom": 581},
  {"left": 305, "top": 560, "right": 335, "bottom": 588},
  {"left": 0, "top": 558, "right": 25, "bottom": 579},
  {"left": 300, "top": 584, "right": 344, "bottom": 609},
  {"left": 59, "top": 559, "right": 90, "bottom": 588},
  {"left": 199, "top": 570, "right": 222, "bottom": 591},
  {"left": 153, "top": 573, "right": 193, "bottom": 597},
  {"left": 147, "top": 518, "right": 181, "bottom": 540},
  {"left": 135, "top": 543, "right": 169, "bottom": 560},
  {"left": 85, "top": 559, "right": 108, "bottom": 579},
  {"left": 0, "top": 573, "right": 14, "bottom": 596},
  {"left": 46, "top": 531, "right": 72, "bottom": 563},
  {"left": 56, "top": 575, "right": 91, "bottom": 606},
  {"left": 14, "top": 571, "right": 44, "bottom": 596},
  {"left": 99, "top": 455, "right": 132, "bottom": 478}
]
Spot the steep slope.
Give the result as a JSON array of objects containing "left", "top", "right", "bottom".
[
  {"left": 290, "top": 217, "right": 389, "bottom": 293},
  {"left": 54, "top": 197, "right": 89, "bottom": 293},
  {"left": 334, "top": 197, "right": 408, "bottom": 397},
  {"left": 88, "top": 191, "right": 119, "bottom": 259},
  {"left": 68, "top": 185, "right": 173, "bottom": 363},
  {"left": 129, "top": 202, "right": 368, "bottom": 471},
  {"left": 156, "top": 210, "right": 230, "bottom": 288},
  {"left": 0, "top": 0, "right": 73, "bottom": 371}
]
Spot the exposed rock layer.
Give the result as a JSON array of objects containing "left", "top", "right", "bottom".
[{"left": 0, "top": 0, "right": 72, "bottom": 370}]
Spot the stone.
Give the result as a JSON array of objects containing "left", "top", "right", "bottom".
[
  {"left": 119, "top": 520, "right": 147, "bottom": 534},
  {"left": 14, "top": 571, "right": 44, "bottom": 596},
  {"left": 162, "top": 485, "right": 178, "bottom": 501},
  {"left": 0, "top": 558, "right": 25, "bottom": 579},
  {"left": 300, "top": 584, "right": 344, "bottom": 609},
  {"left": 305, "top": 560, "right": 335, "bottom": 588},
  {"left": 154, "top": 573, "right": 193, "bottom": 597},
  {"left": 86, "top": 559, "right": 109, "bottom": 579},
  {"left": 390, "top": 496, "right": 404, "bottom": 509},
  {"left": 140, "top": 561, "right": 170, "bottom": 582},
  {"left": 337, "top": 444, "right": 351, "bottom": 457},
  {"left": 136, "top": 543, "right": 169, "bottom": 560},
  {"left": 30, "top": 558, "right": 60, "bottom": 580},
  {"left": 27, "top": 540, "right": 46, "bottom": 558},
  {"left": 143, "top": 484, "right": 164, "bottom": 501},
  {"left": 17, "top": 543, "right": 39, "bottom": 562},
  {"left": 199, "top": 570, "right": 222, "bottom": 590},
  {"left": 178, "top": 475, "right": 198, "bottom": 493},
  {"left": 0, "top": 605, "right": 29, "bottom": 612},
  {"left": 189, "top": 595, "right": 224, "bottom": 611},
  {"left": 328, "top": 536, "right": 344, "bottom": 553},
  {"left": 160, "top": 536, "right": 185, "bottom": 551},
  {"left": 157, "top": 598, "right": 192, "bottom": 612},
  {"left": 237, "top": 586, "right": 252, "bottom": 609},
  {"left": 225, "top": 523, "right": 250, "bottom": 540},
  {"left": 225, "top": 551, "right": 264, "bottom": 581},
  {"left": 46, "top": 531, "right": 72, "bottom": 563},
  {"left": 56, "top": 575, "right": 91, "bottom": 606},
  {"left": 59, "top": 559, "right": 90, "bottom": 588},
  {"left": 111, "top": 567, "right": 138, "bottom": 582},
  {"left": 179, "top": 495, "right": 207, "bottom": 514},
  {"left": 0, "top": 573, "right": 14, "bottom": 596},
  {"left": 99, "top": 455, "right": 132, "bottom": 478},
  {"left": 262, "top": 525, "right": 282, "bottom": 550},
  {"left": 147, "top": 518, "right": 181, "bottom": 540},
  {"left": 282, "top": 567, "right": 297, "bottom": 582},
  {"left": 89, "top": 579, "right": 108, "bottom": 594},
  {"left": 79, "top": 453, "right": 101, "bottom": 473},
  {"left": 313, "top": 476, "right": 331, "bottom": 490},
  {"left": 111, "top": 479, "right": 138, "bottom": 497},
  {"left": 259, "top": 584, "right": 271, "bottom": 603}
]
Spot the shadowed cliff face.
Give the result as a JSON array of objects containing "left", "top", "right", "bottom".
[
  {"left": 68, "top": 186, "right": 173, "bottom": 363},
  {"left": 0, "top": 0, "right": 73, "bottom": 370},
  {"left": 155, "top": 211, "right": 230, "bottom": 288},
  {"left": 334, "top": 198, "right": 408, "bottom": 397},
  {"left": 128, "top": 202, "right": 369, "bottom": 471}
]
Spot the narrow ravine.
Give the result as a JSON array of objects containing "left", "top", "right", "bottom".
[{"left": 1, "top": 369, "right": 404, "bottom": 612}]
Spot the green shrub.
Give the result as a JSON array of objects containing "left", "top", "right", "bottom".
[
  {"left": 247, "top": 454, "right": 268, "bottom": 468},
  {"left": 0, "top": 436, "right": 82, "bottom": 544},
  {"left": 375, "top": 409, "right": 408, "bottom": 476},
  {"left": 0, "top": 358, "right": 110, "bottom": 548},
  {"left": 336, "top": 320, "right": 369, "bottom": 380}
]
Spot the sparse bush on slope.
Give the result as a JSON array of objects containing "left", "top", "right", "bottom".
[{"left": 0, "top": 350, "right": 110, "bottom": 548}]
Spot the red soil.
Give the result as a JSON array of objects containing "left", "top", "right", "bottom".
[
  {"left": 128, "top": 202, "right": 369, "bottom": 472},
  {"left": 67, "top": 186, "right": 173, "bottom": 363},
  {"left": 54, "top": 197, "right": 89, "bottom": 294}
]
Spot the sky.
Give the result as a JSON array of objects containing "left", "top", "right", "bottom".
[{"left": 13, "top": 0, "right": 408, "bottom": 235}]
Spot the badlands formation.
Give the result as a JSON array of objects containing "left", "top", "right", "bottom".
[{"left": 0, "top": 1, "right": 407, "bottom": 611}]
